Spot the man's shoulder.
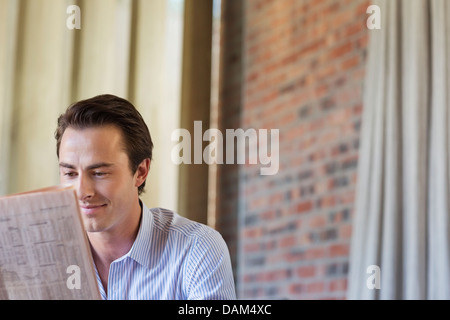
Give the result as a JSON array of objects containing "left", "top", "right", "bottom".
[{"left": 146, "top": 206, "right": 221, "bottom": 241}]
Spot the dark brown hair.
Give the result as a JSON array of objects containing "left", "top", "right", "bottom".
[{"left": 55, "top": 94, "right": 153, "bottom": 195}]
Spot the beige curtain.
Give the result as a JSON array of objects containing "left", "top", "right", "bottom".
[
  {"left": 0, "top": 0, "right": 184, "bottom": 211},
  {"left": 348, "top": 0, "right": 450, "bottom": 299}
]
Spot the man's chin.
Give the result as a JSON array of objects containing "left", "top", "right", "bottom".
[{"left": 82, "top": 217, "right": 109, "bottom": 233}]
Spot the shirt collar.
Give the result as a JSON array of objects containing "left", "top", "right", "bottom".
[{"left": 127, "top": 200, "right": 154, "bottom": 268}]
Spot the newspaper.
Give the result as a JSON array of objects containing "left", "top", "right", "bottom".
[{"left": 0, "top": 185, "right": 101, "bottom": 300}]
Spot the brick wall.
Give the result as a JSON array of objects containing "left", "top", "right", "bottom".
[{"left": 217, "top": 0, "right": 370, "bottom": 299}]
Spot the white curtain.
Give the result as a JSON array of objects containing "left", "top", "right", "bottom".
[{"left": 348, "top": 0, "right": 450, "bottom": 299}]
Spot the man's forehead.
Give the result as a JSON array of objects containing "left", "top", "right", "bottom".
[
  {"left": 59, "top": 126, "right": 128, "bottom": 161},
  {"left": 61, "top": 126, "right": 125, "bottom": 146}
]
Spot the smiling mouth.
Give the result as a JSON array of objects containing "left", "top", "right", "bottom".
[{"left": 79, "top": 204, "right": 107, "bottom": 215}]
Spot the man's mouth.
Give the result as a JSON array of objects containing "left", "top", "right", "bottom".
[{"left": 79, "top": 204, "right": 107, "bottom": 215}]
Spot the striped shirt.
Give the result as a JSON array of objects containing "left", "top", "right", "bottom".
[{"left": 94, "top": 203, "right": 236, "bottom": 300}]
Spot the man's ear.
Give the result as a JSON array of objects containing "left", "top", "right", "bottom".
[{"left": 135, "top": 158, "right": 151, "bottom": 188}]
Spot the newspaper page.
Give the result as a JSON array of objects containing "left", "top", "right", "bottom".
[{"left": 0, "top": 185, "right": 101, "bottom": 300}]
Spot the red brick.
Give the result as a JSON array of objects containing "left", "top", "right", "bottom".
[
  {"left": 261, "top": 210, "right": 275, "bottom": 221},
  {"left": 344, "top": 21, "right": 365, "bottom": 37},
  {"left": 306, "top": 281, "right": 325, "bottom": 294},
  {"left": 279, "top": 235, "right": 296, "bottom": 248},
  {"left": 328, "top": 42, "right": 353, "bottom": 60},
  {"left": 339, "top": 224, "right": 352, "bottom": 239},
  {"left": 308, "top": 214, "right": 327, "bottom": 228},
  {"left": 329, "top": 243, "right": 350, "bottom": 257},
  {"left": 357, "top": 33, "right": 369, "bottom": 49},
  {"left": 243, "top": 227, "right": 263, "bottom": 239},
  {"left": 296, "top": 201, "right": 313, "bottom": 214},
  {"left": 304, "top": 247, "right": 326, "bottom": 259},
  {"left": 244, "top": 243, "right": 261, "bottom": 253},
  {"left": 355, "top": 1, "right": 371, "bottom": 15},
  {"left": 318, "top": 195, "right": 336, "bottom": 208},
  {"left": 296, "top": 265, "right": 316, "bottom": 278},
  {"left": 342, "top": 55, "right": 360, "bottom": 70},
  {"left": 299, "top": 39, "right": 327, "bottom": 56},
  {"left": 353, "top": 103, "right": 363, "bottom": 116},
  {"left": 329, "top": 278, "right": 348, "bottom": 292},
  {"left": 264, "top": 269, "right": 290, "bottom": 282}
]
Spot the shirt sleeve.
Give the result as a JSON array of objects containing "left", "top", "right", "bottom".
[{"left": 184, "top": 228, "right": 237, "bottom": 300}]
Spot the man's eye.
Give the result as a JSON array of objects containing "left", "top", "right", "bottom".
[
  {"left": 93, "top": 172, "right": 107, "bottom": 177},
  {"left": 64, "top": 172, "right": 77, "bottom": 177}
]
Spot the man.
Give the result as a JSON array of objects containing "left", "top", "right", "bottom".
[{"left": 55, "top": 94, "right": 236, "bottom": 300}]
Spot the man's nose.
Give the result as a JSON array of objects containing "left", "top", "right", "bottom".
[{"left": 77, "top": 174, "right": 95, "bottom": 201}]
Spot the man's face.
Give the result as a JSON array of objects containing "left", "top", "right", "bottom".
[{"left": 58, "top": 125, "right": 142, "bottom": 233}]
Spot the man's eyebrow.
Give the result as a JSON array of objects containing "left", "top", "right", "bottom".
[
  {"left": 59, "top": 162, "right": 114, "bottom": 170},
  {"left": 59, "top": 162, "right": 76, "bottom": 169},
  {"left": 86, "top": 163, "right": 114, "bottom": 170}
]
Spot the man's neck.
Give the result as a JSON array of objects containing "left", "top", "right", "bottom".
[
  {"left": 87, "top": 200, "right": 142, "bottom": 293},
  {"left": 87, "top": 201, "right": 142, "bottom": 268}
]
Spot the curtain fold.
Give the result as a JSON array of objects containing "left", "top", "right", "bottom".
[
  {"left": 348, "top": 0, "right": 450, "bottom": 300},
  {"left": 428, "top": 0, "right": 450, "bottom": 300}
]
